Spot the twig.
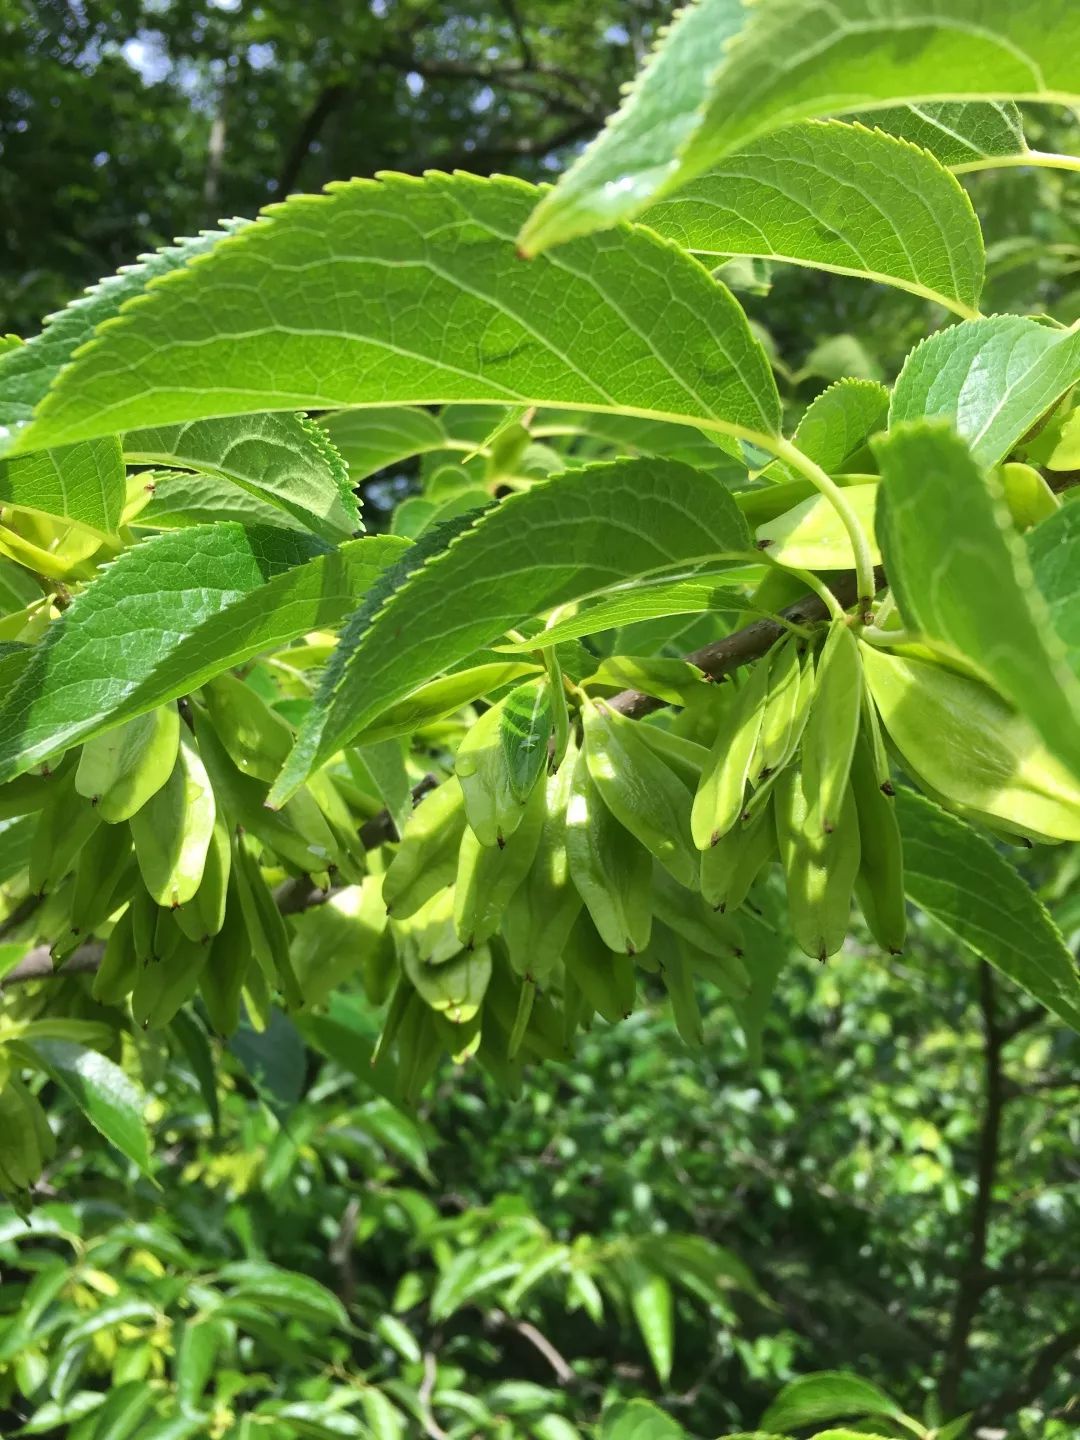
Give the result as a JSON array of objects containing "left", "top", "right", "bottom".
[
  {"left": 418, "top": 1350, "right": 449, "bottom": 1440},
  {"left": 972, "top": 1323, "right": 1080, "bottom": 1431},
  {"left": 499, "top": 0, "right": 534, "bottom": 68},
  {"left": 3, "top": 942, "right": 103, "bottom": 986},
  {"left": 608, "top": 568, "right": 882, "bottom": 719},
  {"left": 278, "top": 83, "right": 349, "bottom": 196},
  {"left": 939, "top": 963, "right": 1005, "bottom": 1415},
  {"left": 490, "top": 1309, "right": 575, "bottom": 1384},
  {"left": 329, "top": 1196, "right": 361, "bottom": 1308},
  {"left": 0, "top": 893, "right": 42, "bottom": 942}
]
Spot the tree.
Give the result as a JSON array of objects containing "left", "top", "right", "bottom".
[
  {"left": 1, "top": 0, "right": 1080, "bottom": 1431},
  {"left": 2, "top": 0, "right": 666, "bottom": 335}
]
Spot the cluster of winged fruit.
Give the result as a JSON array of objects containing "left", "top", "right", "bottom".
[
  {"left": 2, "top": 583, "right": 1079, "bottom": 1159},
  {"left": 376, "top": 609, "right": 1080, "bottom": 1087}
]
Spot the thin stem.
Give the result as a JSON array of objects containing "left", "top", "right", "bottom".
[
  {"left": 952, "top": 149, "right": 1080, "bottom": 177},
  {"left": 859, "top": 624, "right": 918, "bottom": 647},
  {"left": 763, "top": 555, "right": 845, "bottom": 621},
  {"left": 769, "top": 438, "right": 878, "bottom": 612}
]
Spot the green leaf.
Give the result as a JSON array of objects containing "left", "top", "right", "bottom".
[
  {"left": 168, "top": 1009, "right": 220, "bottom": 1134},
  {"left": 0, "top": 438, "right": 125, "bottom": 534},
  {"left": 600, "top": 1399, "right": 687, "bottom": 1440},
  {"left": 757, "top": 483, "right": 879, "bottom": 571},
  {"left": 535, "top": 409, "right": 745, "bottom": 477},
  {"left": 355, "top": 1098, "right": 431, "bottom": 1179},
  {"left": 176, "top": 1316, "right": 228, "bottom": 1409},
  {"left": 874, "top": 422, "right": 1080, "bottom": 778},
  {"left": 347, "top": 661, "right": 542, "bottom": 746},
  {"left": 809, "top": 1432, "right": 900, "bottom": 1440},
  {"left": 321, "top": 405, "right": 471, "bottom": 482},
  {"left": 24, "top": 1039, "right": 152, "bottom": 1175},
  {"left": 86, "top": 1379, "right": 159, "bottom": 1440},
  {"left": 374, "top": 1313, "right": 422, "bottom": 1365},
  {"left": 0, "top": 562, "right": 39, "bottom": 614},
  {"left": 0, "top": 222, "right": 249, "bottom": 447},
  {"left": 0, "top": 817, "right": 35, "bottom": 885},
  {"left": 18, "top": 1392, "right": 106, "bottom": 1435},
  {"left": 897, "top": 788, "right": 1080, "bottom": 1032},
  {"left": 1027, "top": 502, "right": 1080, "bottom": 680},
  {"left": 127, "top": 1421, "right": 206, "bottom": 1440},
  {"left": 761, "top": 1372, "right": 903, "bottom": 1433},
  {"left": 137, "top": 468, "right": 313, "bottom": 533},
  {"left": 15, "top": 175, "right": 779, "bottom": 456},
  {"left": 625, "top": 1261, "right": 674, "bottom": 1384},
  {"left": 272, "top": 458, "right": 750, "bottom": 802},
  {"left": 860, "top": 101, "right": 1026, "bottom": 167},
  {"left": 0, "top": 528, "right": 405, "bottom": 782},
  {"left": 0, "top": 1263, "right": 70, "bottom": 1362},
  {"left": 358, "top": 739, "right": 412, "bottom": 837},
  {"left": 518, "top": 0, "right": 1080, "bottom": 252},
  {"left": 217, "top": 1260, "right": 348, "bottom": 1328},
  {"left": 299, "top": 1004, "right": 394, "bottom": 1104},
  {"left": 788, "top": 379, "right": 890, "bottom": 475},
  {"left": 582, "top": 655, "right": 708, "bottom": 705},
  {"left": 889, "top": 316, "right": 1080, "bottom": 468},
  {"left": 642, "top": 121, "right": 984, "bottom": 316},
  {"left": 258, "top": 1404, "right": 365, "bottom": 1439},
  {"left": 638, "top": 1232, "right": 762, "bottom": 1304},
  {"left": 732, "top": 913, "right": 788, "bottom": 1067},
  {"left": 228, "top": 1011, "right": 307, "bottom": 1109},
  {"left": 357, "top": 1389, "right": 408, "bottom": 1440},
  {"left": 496, "top": 572, "right": 748, "bottom": 651},
  {"left": 125, "top": 413, "right": 359, "bottom": 542},
  {"left": 430, "top": 1249, "right": 523, "bottom": 1321}
]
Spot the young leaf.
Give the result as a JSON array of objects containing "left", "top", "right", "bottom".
[
  {"left": 124, "top": 413, "right": 360, "bottom": 541},
  {"left": 518, "top": 0, "right": 1080, "bottom": 252},
  {"left": 0, "top": 438, "right": 125, "bottom": 534},
  {"left": 0, "top": 221, "right": 249, "bottom": 445},
  {"left": 0, "top": 527, "right": 405, "bottom": 781},
  {"left": 790, "top": 379, "right": 890, "bottom": 474},
  {"left": 22, "top": 1039, "right": 152, "bottom": 1175},
  {"left": 13, "top": 174, "right": 780, "bottom": 457},
  {"left": 889, "top": 315, "right": 1080, "bottom": 468},
  {"left": 759, "top": 377, "right": 889, "bottom": 486},
  {"left": 761, "top": 1372, "right": 904, "bottom": 1433},
  {"left": 897, "top": 788, "right": 1080, "bottom": 1033},
  {"left": 271, "top": 458, "right": 750, "bottom": 802},
  {"left": 642, "top": 121, "right": 984, "bottom": 316},
  {"left": 874, "top": 423, "right": 1080, "bottom": 779}
]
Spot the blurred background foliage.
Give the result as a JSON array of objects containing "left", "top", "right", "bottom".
[{"left": 2, "top": 2, "right": 1080, "bottom": 1437}]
